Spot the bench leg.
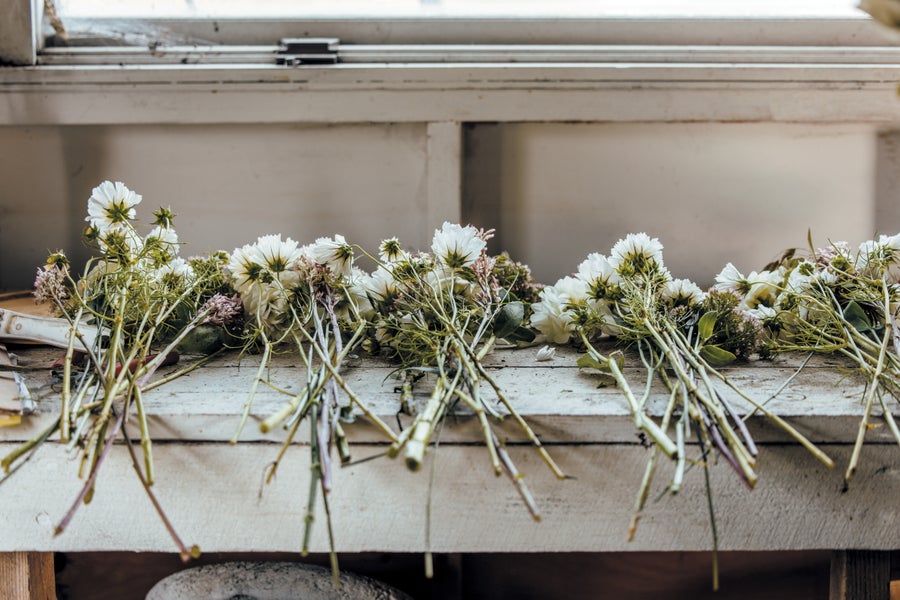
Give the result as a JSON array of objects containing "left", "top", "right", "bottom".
[
  {"left": 0, "top": 552, "right": 55, "bottom": 600},
  {"left": 829, "top": 550, "right": 892, "bottom": 600}
]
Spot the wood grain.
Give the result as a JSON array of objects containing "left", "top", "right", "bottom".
[{"left": 0, "top": 552, "right": 55, "bottom": 600}]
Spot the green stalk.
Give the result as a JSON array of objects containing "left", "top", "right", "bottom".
[
  {"left": 132, "top": 384, "right": 155, "bottom": 486},
  {"left": 231, "top": 336, "right": 271, "bottom": 444}
]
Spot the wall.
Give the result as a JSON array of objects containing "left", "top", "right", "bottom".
[{"left": 0, "top": 121, "right": 888, "bottom": 290}]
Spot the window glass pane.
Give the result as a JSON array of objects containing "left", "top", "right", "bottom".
[{"left": 58, "top": 0, "right": 864, "bottom": 19}]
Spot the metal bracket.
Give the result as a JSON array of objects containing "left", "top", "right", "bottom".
[{"left": 275, "top": 38, "right": 339, "bottom": 66}]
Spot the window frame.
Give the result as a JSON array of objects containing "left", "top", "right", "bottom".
[{"left": 3, "top": 0, "right": 900, "bottom": 126}]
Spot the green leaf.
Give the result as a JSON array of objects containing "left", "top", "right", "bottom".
[
  {"left": 177, "top": 323, "right": 227, "bottom": 355},
  {"left": 492, "top": 301, "right": 525, "bottom": 339},
  {"left": 699, "top": 344, "right": 736, "bottom": 367},
  {"left": 505, "top": 326, "right": 536, "bottom": 344},
  {"left": 697, "top": 311, "right": 718, "bottom": 342},
  {"left": 576, "top": 353, "right": 607, "bottom": 371},
  {"left": 843, "top": 301, "right": 872, "bottom": 333}
]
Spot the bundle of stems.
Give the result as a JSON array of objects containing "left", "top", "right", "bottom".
[
  {"left": 366, "top": 226, "right": 566, "bottom": 532},
  {"left": 531, "top": 233, "right": 834, "bottom": 560},
  {"left": 744, "top": 236, "right": 900, "bottom": 486},
  {"left": 227, "top": 234, "right": 397, "bottom": 584},
  {"left": 1, "top": 182, "right": 237, "bottom": 559}
]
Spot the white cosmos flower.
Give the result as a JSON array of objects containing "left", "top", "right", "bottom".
[
  {"left": 152, "top": 256, "right": 194, "bottom": 282},
  {"left": 86, "top": 181, "right": 142, "bottom": 231},
  {"left": 610, "top": 232, "right": 665, "bottom": 277},
  {"left": 311, "top": 234, "right": 354, "bottom": 278},
  {"left": 577, "top": 252, "right": 622, "bottom": 299},
  {"left": 740, "top": 270, "right": 782, "bottom": 311},
  {"left": 431, "top": 222, "right": 486, "bottom": 269},
  {"left": 714, "top": 262, "right": 747, "bottom": 293},
  {"left": 241, "top": 281, "right": 289, "bottom": 336},
  {"left": 256, "top": 234, "right": 302, "bottom": 276},
  {"left": 227, "top": 243, "right": 265, "bottom": 293},
  {"left": 145, "top": 225, "right": 179, "bottom": 259},
  {"left": 529, "top": 276, "right": 589, "bottom": 344},
  {"left": 365, "top": 267, "right": 398, "bottom": 303},
  {"left": 379, "top": 237, "right": 407, "bottom": 264},
  {"left": 663, "top": 278, "right": 706, "bottom": 307}
]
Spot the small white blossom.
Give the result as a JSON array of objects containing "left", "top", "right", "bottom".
[
  {"left": 663, "top": 278, "right": 706, "bottom": 307},
  {"left": 379, "top": 237, "right": 407, "bottom": 264},
  {"left": 529, "top": 276, "right": 589, "bottom": 344},
  {"left": 536, "top": 345, "right": 556, "bottom": 362},
  {"left": 431, "top": 222, "right": 486, "bottom": 269},
  {"left": 86, "top": 181, "right": 142, "bottom": 231},
  {"left": 256, "top": 234, "right": 303, "bottom": 275},
  {"left": 310, "top": 234, "right": 354, "bottom": 278},
  {"left": 610, "top": 232, "right": 665, "bottom": 277},
  {"left": 714, "top": 262, "right": 748, "bottom": 293}
]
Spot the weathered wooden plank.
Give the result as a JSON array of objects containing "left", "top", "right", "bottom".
[
  {"left": 0, "top": 552, "right": 55, "bottom": 600},
  {"left": 829, "top": 550, "right": 892, "bottom": 600},
  {"left": 0, "top": 442, "right": 897, "bottom": 554},
  {"left": 0, "top": 347, "right": 895, "bottom": 445}
]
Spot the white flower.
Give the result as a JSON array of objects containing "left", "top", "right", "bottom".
[
  {"left": 227, "top": 243, "right": 265, "bottom": 293},
  {"left": 714, "top": 262, "right": 747, "bottom": 293},
  {"left": 577, "top": 252, "right": 621, "bottom": 299},
  {"left": 341, "top": 266, "right": 375, "bottom": 321},
  {"left": 536, "top": 345, "right": 556, "bottom": 361},
  {"left": 663, "top": 278, "right": 706, "bottom": 307},
  {"left": 86, "top": 181, "right": 142, "bottom": 231},
  {"left": 366, "top": 267, "right": 398, "bottom": 303},
  {"left": 431, "top": 222, "right": 486, "bottom": 269},
  {"left": 145, "top": 225, "right": 180, "bottom": 260},
  {"left": 310, "top": 234, "right": 354, "bottom": 278},
  {"left": 529, "top": 276, "right": 589, "bottom": 344},
  {"left": 379, "top": 237, "right": 407, "bottom": 264},
  {"left": 152, "top": 256, "right": 194, "bottom": 282},
  {"left": 241, "top": 281, "right": 289, "bottom": 336},
  {"left": 740, "top": 270, "right": 782, "bottom": 311},
  {"left": 256, "top": 234, "right": 302, "bottom": 276},
  {"left": 610, "top": 233, "right": 665, "bottom": 277},
  {"left": 857, "top": 233, "right": 900, "bottom": 281},
  {"left": 99, "top": 225, "right": 143, "bottom": 262}
]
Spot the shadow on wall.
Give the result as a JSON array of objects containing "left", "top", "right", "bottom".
[{"left": 464, "top": 122, "right": 887, "bottom": 288}]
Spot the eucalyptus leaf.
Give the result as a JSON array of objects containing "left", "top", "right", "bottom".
[
  {"left": 697, "top": 311, "right": 718, "bottom": 342},
  {"left": 492, "top": 301, "right": 525, "bottom": 339},
  {"left": 843, "top": 301, "right": 872, "bottom": 333},
  {"left": 699, "top": 344, "right": 736, "bottom": 367}
]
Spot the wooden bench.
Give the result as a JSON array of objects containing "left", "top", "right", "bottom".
[{"left": 0, "top": 346, "right": 897, "bottom": 598}]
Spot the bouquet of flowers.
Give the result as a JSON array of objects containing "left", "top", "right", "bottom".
[
  {"left": 530, "top": 233, "right": 834, "bottom": 584},
  {"left": 716, "top": 233, "right": 900, "bottom": 486},
  {"left": 3, "top": 181, "right": 240, "bottom": 559},
  {"left": 362, "top": 223, "right": 566, "bottom": 573},
  {"left": 225, "top": 232, "right": 398, "bottom": 581}
]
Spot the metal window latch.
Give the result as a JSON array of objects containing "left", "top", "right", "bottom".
[{"left": 276, "top": 38, "right": 340, "bottom": 66}]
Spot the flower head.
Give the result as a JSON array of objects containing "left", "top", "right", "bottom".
[
  {"left": 379, "top": 237, "right": 407, "bottom": 264},
  {"left": 203, "top": 293, "right": 244, "bottom": 326},
  {"left": 86, "top": 181, "right": 142, "bottom": 231},
  {"left": 431, "top": 222, "right": 487, "bottom": 269},
  {"left": 577, "top": 252, "right": 621, "bottom": 300},
  {"left": 310, "top": 234, "right": 354, "bottom": 278},
  {"left": 610, "top": 233, "right": 665, "bottom": 278},
  {"left": 663, "top": 278, "right": 705, "bottom": 308}
]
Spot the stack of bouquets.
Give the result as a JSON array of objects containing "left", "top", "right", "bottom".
[
  {"left": 529, "top": 233, "right": 833, "bottom": 544},
  {"left": 713, "top": 233, "right": 900, "bottom": 485},
  {"left": 363, "top": 223, "right": 566, "bottom": 521}
]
